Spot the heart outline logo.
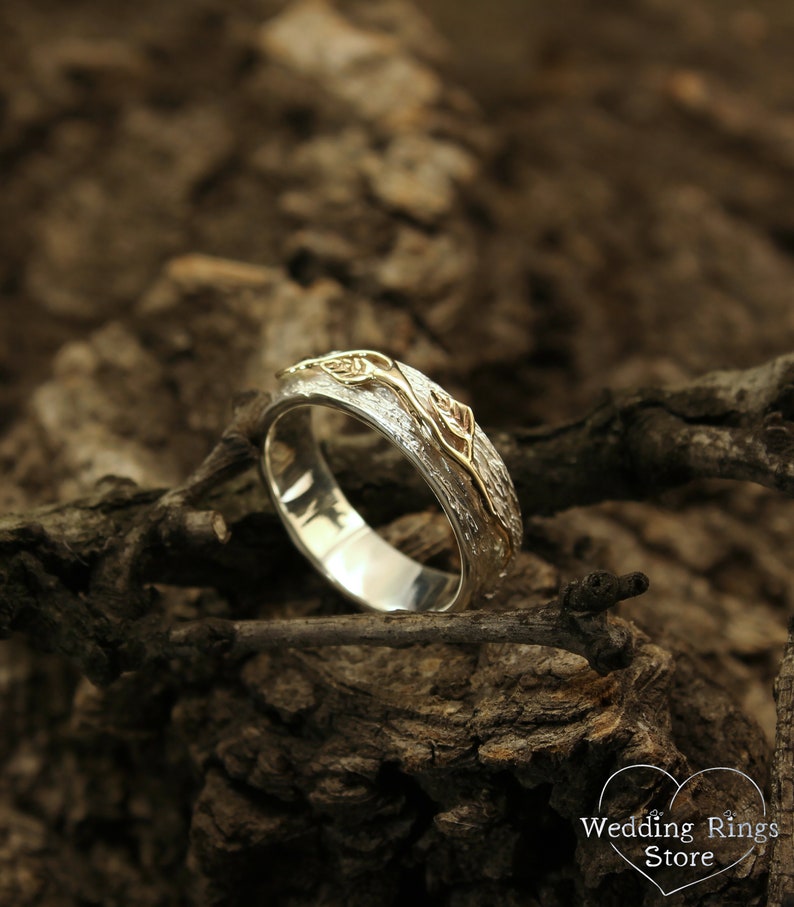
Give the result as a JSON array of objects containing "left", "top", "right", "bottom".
[{"left": 597, "top": 764, "right": 766, "bottom": 896}]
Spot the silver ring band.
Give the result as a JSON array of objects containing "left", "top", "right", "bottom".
[{"left": 259, "top": 350, "right": 522, "bottom": 613}]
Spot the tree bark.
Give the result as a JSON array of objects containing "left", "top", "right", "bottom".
[
  {"left": 1, "top": 0, "right": 792, "bottom": 905},
  {"left": 770, "top": 619, "right": 794, "bottom": 906}
]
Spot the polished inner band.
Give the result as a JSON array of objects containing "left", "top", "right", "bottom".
[
  {"left": 264, "top": 406, "right": 461, "bottom": 612},
  {"left": 259, "top": 351, "right": 522, "bottom": 613}
]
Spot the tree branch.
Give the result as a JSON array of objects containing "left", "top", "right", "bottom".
[
  {"left": 165, "top": 570, "right": 648, "bottom": 676},
  {"left": 329, "top": 353, "right": 794, "bottom": 516},
  {"left": 2, "top": 353, "right": 793, "bottom": 683}
]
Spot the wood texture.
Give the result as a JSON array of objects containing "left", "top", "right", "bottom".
[
  {"left": 770, "top": 619, "right": 794, "bottom": 906},
  {"left": 1, "top": 0, "right": 793, "bottom": 905}
]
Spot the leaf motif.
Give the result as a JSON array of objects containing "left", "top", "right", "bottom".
[
  {"left": 429, "top": 389, "right": 475, "bottom": 460},
  {"left": 318, "top": 351, "right": 392, "bottom": 385}
]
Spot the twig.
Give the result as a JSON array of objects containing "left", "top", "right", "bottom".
[
  {"left": 166, "top": 570, "right": 649, "bottom": 676},
  {"left": 4, "top": 350, "right": 794, "bottom": 684},
  {"left": 769, "top": 617, "right": 794, "bottom": 907}
]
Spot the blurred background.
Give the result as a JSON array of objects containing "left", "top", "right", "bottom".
[{"left": 2, "top": 0, "right": 794, "bottom": 492}]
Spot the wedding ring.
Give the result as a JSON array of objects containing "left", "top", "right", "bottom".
[{"left": 258, "top": 350, "right": 522, "bottom": 613}]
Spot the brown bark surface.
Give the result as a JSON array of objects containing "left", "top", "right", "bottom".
[{"left": 1, "top": 1, "right": 794, "bottom": 905}]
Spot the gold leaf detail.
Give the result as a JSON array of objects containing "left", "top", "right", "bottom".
[
  {"left": 278, "top": 350, "right": 394, "bottom": 382},
  {"left": 277, "top": 350, "right": 510, "bottom": 544},
  {"left": 320, "top": 354, "right": 381, "bottom": 384},
  {"left": 428, "top": 388, "right": 475, "bottom": 461}
]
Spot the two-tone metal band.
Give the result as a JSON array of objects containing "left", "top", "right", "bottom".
[{"left": 258, "top": 350, "right": 522, "bottom": 613}]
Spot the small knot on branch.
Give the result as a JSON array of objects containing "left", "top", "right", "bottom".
[
  {"left": 157, "top": 509, "right": 231, "bottom": 547},
  {"left": 559, "top": 570, "right": 649, "bottom": 613},
  {"left": 169, "top": 617, "right": 237, "bottom": 656}
]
